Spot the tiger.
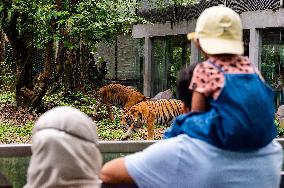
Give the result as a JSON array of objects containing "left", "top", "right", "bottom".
[
  {"left": 120, "top": 99, "right": 183, "bottom": 140},
  {"left": 99, "top": 83, "right": 147, "bottom": 120}
]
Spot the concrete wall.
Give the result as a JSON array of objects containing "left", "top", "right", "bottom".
[
  {"left": 94, "top": 8, "right": 284, "bottom": 96},
  {"left": 133, "top": 8, "right": 284, "bottom": 95}
]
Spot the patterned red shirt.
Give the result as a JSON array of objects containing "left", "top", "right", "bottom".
[{"left": 189, "top": 55, "right": 260, "bottom": 99}]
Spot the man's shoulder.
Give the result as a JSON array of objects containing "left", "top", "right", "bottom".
[
  {"left": 142, "top": 135, "right": 188, "bottom": 155},
  {"left": 145, "top": 136, "right": 283, "bottom": 158},
  {"left": 127, "top": 135, "right": 211, "bottom": 160},
  {"left": 124, "top": 137, "right": 283, "bottom": 188},
  {"left": 125, "top": 135, "right": 191, "bottom": 162},
  {"left": 126, "top": 136, "right": 283, "bottom": 164},
  {"left": 124, "top": 136, "right": 192, "bottom": 188}
]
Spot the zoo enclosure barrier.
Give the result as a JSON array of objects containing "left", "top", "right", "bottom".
[{"left": 0, "top": 140, "right": 284, "bottom": 188}]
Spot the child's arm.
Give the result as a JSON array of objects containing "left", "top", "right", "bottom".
[{"left": 191, "top": 91, "right": 208, "bottom": 112}]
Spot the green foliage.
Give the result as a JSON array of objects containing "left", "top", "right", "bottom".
[
  {"left": 1, "top": 0, "right": 145, "bottom": 111},
  {"left": 97, "top": 119, "right": 124, "bottom": 140},
  {"left": 0, "top": 122, "right": 32, "bottom": 143},
  {"left": 0, "top": 0, "right": 143, "bottom": 49},
  {"left": 0, "top": 61, "right": 16, "bottom": 92},
  {"left": 0, "top": 75, "right": 16, "bottom": 91},
  {"left": 0, "top": 91, "right": 15, "bottom": 103},
  {"left": 17, "top": 121, "right": 34, "bottom": 137},
  {"left": 261, "top": 45, "right": 282, "bottom": 85},
  {"left": 43, "top": 89, "right": 97, "bottom": 116},
  {"left": 72, "top": 0, "right": 142, "bottom": 46},
  {"left": 96, "top": 105, "right": 108, "bottom": 119},
  {"left": 171, "top": 0, "right": 198, "bottom": 6},
  {"left": 97, "top": 119, "right": 143, "bottom": 141},
  {"left": 169, "top": 46, "right": 188, "bottom": 95},
  {"left": 0, "top": 157, "right": 30, "bottom": 188},
  {"left": 0, "top": 88, "right": 147, "bottom": 142},
  {"left": 275, "top": 119, "right": 284, "bottom": 137}
]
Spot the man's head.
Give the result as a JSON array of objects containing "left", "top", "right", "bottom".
[{"left": 188, "top": 6, "right": 244, "bottom": 55}]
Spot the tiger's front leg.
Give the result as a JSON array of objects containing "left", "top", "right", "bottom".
[
  {"left": 120, "top": 121, "right": 143, "bottom": 140},
  {"left": 146, "top": 120, "right": 155, "bottom": 140},
  {"left": 120, "top": 126, "right": 134, "bottom": 140}
]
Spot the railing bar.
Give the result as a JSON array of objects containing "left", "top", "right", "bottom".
[
  {"left": 0, "top": 141, "right": 157, "bottom": 157},
  {"left": 0, "top": 139, "right": 283, "bottom": 157}
]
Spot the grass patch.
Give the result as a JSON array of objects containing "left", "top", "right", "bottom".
[
  {"left": 0, "top": 122, "right": 33, "bottom": 144},
  {"left": 43, "top": 90, "right": 98, "bottom": 117},
  {"left": 7, "top": 90, "right": 284, "bottom": 142},
  {"left": 275, "top": 119, "right": 284, "bottom": 137},
  {"left": 0, "top": 91, "right": 15, "bottom": 104},
  {"left": 97, "top": 119, "right": 144, "bottom": 141},
  {"left": 0, "top": 90, "right": 151, "bottom": 142}
]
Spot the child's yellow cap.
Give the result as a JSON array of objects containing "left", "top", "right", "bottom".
[{"left": 188, "top": 5, "right": 244, "bottom": 55}]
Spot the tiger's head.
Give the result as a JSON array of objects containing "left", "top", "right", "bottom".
[
  {"left": 99, "top": 85, "right": 110, "bottom": 101},
  {"left": 121, "top": 108, "right": 143, "bottom": 130},
  {"left": 98, "top": 84, "right": 118, "bottom": 109}
]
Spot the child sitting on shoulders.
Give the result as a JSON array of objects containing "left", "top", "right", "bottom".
[{"left": 165, "top": 5, "right": 277, "bottom": 151}]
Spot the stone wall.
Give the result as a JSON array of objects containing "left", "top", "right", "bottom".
[{"left": 94, "top": 35, "right": 144, "bottom": 91}]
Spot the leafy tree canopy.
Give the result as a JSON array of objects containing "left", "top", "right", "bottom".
[
  {"left": 0, "top": 0, "right": 143, "bottom": 50},
  {"left": 0, "top": 0, "right": 144, "bottom": 109}
]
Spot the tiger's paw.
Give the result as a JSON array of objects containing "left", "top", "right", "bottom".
[{"left": 120, "top": 134, "right": 129, "bottom": 141}]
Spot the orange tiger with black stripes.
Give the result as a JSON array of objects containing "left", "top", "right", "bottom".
[
  {"left": 99, "top": 83, "right": 147, "bottom": 120},
  {"left": 120, "top": 99, "right": 183, "bottom": 140}
]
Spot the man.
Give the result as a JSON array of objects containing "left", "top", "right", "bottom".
[{"left": 100, "top": 6, "right": 283, "bottom": 188}]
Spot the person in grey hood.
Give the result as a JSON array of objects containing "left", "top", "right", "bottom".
[{"left": 24, "top": 106, "right": 102, "bottom": 188}]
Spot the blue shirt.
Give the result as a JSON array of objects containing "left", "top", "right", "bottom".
[{"left": 125, "top": 135, "right": 283, "bottom": 188}]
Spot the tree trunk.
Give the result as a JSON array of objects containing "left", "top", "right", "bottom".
[
  {"left": 13, "top": 41, "right": 34, "bottom": 108},
  {"left": 2, "top": 6, "right": 35, "bottom": 108},
  {"left": 64, "top": 50, "right": 75, "bottom": 94},
  {"left": 30, "top": 41, "right": 53, "bottom": 111},
  {"left": 79, "top": 40, "right": 89, "bottom": 86},
  {"left": 0, "top": 31, "right": 5, "bottom": 62},
  {"left": 2, "top": 3, "right": 55, "bottom": 111}
]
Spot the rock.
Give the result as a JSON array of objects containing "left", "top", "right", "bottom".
[{"left": 151, "top": 89, "right": 173, "bottom": 101}]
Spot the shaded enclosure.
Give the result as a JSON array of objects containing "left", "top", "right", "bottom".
[
  {"left": 133, "top": 0, "right": 284, "bottom": 107},
  {"left": 94, "top": 35, "right": 144, "bottom": 92},
  {"left": 261, "top": 28, "right": 284, "bottom": 107},
  {"left": 152, "top": 35, "right": 191, "bottom": 97}
]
